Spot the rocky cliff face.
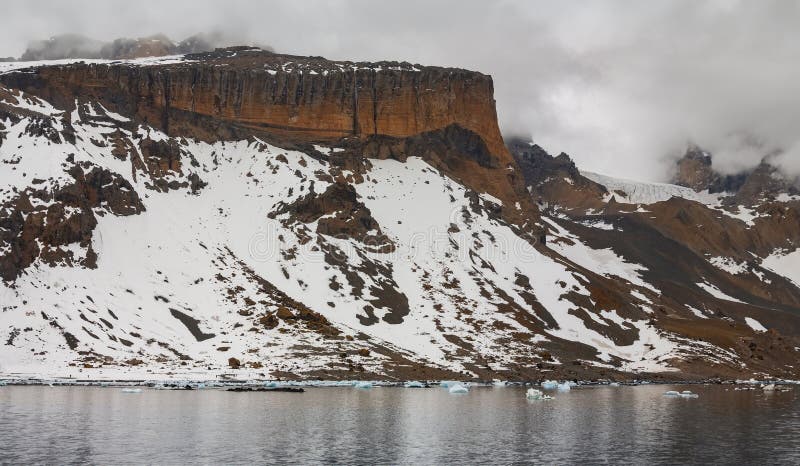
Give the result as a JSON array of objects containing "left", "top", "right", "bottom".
[
  {"left": 3, "top": 49, "right": 507, "bottom": 155},
  {"left": 2, "top": 48, "right": 532, "bottom": 223}
]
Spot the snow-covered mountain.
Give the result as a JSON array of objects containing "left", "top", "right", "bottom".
[{"left": 2, "top": 49, "right": 800, "bottom": 381}]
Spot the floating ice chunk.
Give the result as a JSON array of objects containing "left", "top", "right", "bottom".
[
  {"left": 263, "top": 381, "right": 280, "bottom": 388},
  {"left": 557, "top": 383, "right": 572, "bottom": 392},
  {"left": 541, "top": 380, "right": 559, "bottom": 390},
  {"left": 667, "top": 390, "right": 700, "bottom": 398},
  {"left": 121, "top": 388, "right": 142, "bottom": 393},
  {"left": 355, "top": 381, "right": 373, "bottom": 389},
  {"left": 492, "top": 380, "right": 507, "bottom": 387},
  {"left": 404, "top": 381, "right": 426, "bottom": 388},
  {"left": 0, "top": 381, "right": 7, "bottom": 386},
  {"left": 448, "top": 384, "right": 469, "bottom": 394},
  {"left": 762, "top": 384, "right": 775, "bottom": 391},
  {"left": 609, "top": 382, "right": 620, "bottom": 387},
  {"left": 526, "top": 388, "right": 552, "bottom": 400},
  {"left": 439, "top": 381, "right": 458, "bottom": 388}
]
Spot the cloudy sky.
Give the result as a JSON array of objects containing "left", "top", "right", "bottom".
[{"left": 3, "top": 0, "right": 799, "bottom": 181}]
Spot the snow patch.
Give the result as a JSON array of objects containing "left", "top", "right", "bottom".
[{"left": 745, "top": 317, "right": 767, "bottom": 332}]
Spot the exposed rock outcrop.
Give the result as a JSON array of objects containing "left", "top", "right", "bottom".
[
  {"left": 508, "top": 139, "right": 608, "bottom": 212},
  {"left": 672, "top": 146, "right": 798, "bottom": 204},
  {"left": 0, "top": 164, "right": 144, "bottom": 280}
]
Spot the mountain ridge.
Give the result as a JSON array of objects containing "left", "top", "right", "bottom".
[{"left": 2, "top": 51, "right": 800, "bottom": 382}]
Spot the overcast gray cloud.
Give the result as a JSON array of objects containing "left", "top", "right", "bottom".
[{"left": 3, "top": 0, "right": 799, "bottom": 181}]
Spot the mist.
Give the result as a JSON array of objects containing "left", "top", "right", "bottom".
[{"left": 3, "top": 0, "right": 799, "bottom": 181}]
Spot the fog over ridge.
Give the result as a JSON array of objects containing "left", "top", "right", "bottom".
[{"left": 2, "top": 0, "right": 798, "bottom": 182}]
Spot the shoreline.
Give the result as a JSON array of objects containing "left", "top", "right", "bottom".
[{"left": 2, "top": 377, "right": 797, "bottom": 388}]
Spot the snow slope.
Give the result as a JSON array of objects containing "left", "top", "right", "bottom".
[{"left": 0, "top": 89, "right": 765, "bottom": 379}]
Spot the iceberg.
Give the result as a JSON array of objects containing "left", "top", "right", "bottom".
[
  {"left": 665, "top": 390, "right": 698, "bottom": 398},
  {"left": 355, "top": 381, "right": 373, "bottom": 389},
  {"left": 557, "top": 382, "right": 572, "bottom": 392},
  {"left": 121, "top": 388, "right": 142, "bottom": 393},
  {"left": 526, "top": 388, "right": 552, "bottom": 400},
  {"left": 439, "top": 381, "right": 458, "bottom": 388},
  {"left": 404, "top": 381, "right": 426, "bottom": 388},
  {"left": 492, "top": 380, "right": 507, "bottom": 387},
  {"left": 609, "top": 382, "right": 620, "bottom": 387},
  {"left": 448, "top": 384, "right": 469, "bottom": 394},
  {"left": 263, "top": 381, "right": 280, "bottom": 388},
  {"left": 762, "top": 383, "right": 776, "bottom": 391},
  {"left": 541, "top": 380, "right": 559, "bottom": 390}
]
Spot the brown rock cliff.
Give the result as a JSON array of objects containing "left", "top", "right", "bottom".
[{"left": 1, "top": 47, "right": 538, "bottom": 229}]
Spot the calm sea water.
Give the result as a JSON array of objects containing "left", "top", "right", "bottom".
[{"left": 0, "top": 384, "right": 798, "bottom": 464}]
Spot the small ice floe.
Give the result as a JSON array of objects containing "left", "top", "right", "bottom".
[
  {"left": 541, "top": 380, "right": 559, "bottom": 390},
  {"left": 557, "top": 382, "right": 572, "bottom": 392},
  {"left": 448, "top": 384, "right": 469, "bottom": 394},
  {"left": 355, "top": 381, "right": 373, "bottom": 389},
  {"left": 609, "top": 382, "right": 620, "bottom": 387},
  {"left": 664, "top": 390, "right": 698, "bottom": 398},
  {"left": 526, "top": 388, "right": 552, "bottom": 400},
  {"left": 263, "top": 381, "right": 280, "bottom": 388},
  {"left": 404, "top": 381, "right": 427, "bottom": 388},
  {"left": 762, "top": 383, "right": 776, "bottom": 391},
  {"left": 0, "top": 380, "right": 7, "bottom": 386},
  {"left": 439, "top": 381, "right": 458, "bottom": 388},
  {"left": 492, "top": 380, "right": 507, "bottom": 387},
  {"left": 121, "top": 388, "right": 142, "bottom": 394}
]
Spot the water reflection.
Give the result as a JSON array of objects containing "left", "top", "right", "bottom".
[{"left": 0, "top": 384, "right": 798, "bottom": 464}]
